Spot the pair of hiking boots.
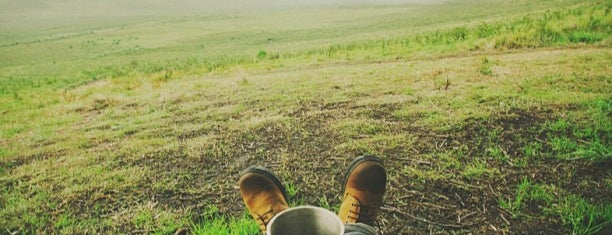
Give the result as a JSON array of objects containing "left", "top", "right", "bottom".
[{"left": 238, "top": 155, "right": 387, "bottom": 234}]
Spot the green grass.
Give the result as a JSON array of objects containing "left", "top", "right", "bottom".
[
  {"left": 499, "top": 178, "right": 532, "bottom": 218},
  {"left": 538, "top": 99, "right": 612, "bottom": 161},
  {"left": 554, "top": 195, "right": 611, "bottom": 235},
  {"left": 191, "top": 214, "right": 258, "bottom": 235},
  {"left": 479, "top": 56, "right": 494, "bottom": 76},
  {"left": 524, "top": 142, "right": 543, "bottom": 158},
  {"left": 190, "top": 207, "right": 258, "bottom": 235},
  {"left": 1, "top": 0, "right": 610, "bottom": 234},
  {"left": 500, "top": 179, "right": 611, "bottom": 235}
]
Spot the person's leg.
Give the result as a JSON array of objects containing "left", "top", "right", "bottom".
[
  {"left": 344, "top": 223, "right": 378, "bottom": 235},
  {"left": 338, "top": 155, "right": 387, "bottom": 235},
  {"left": 238, "top": 166, "right": 290, "bottom": 234}
]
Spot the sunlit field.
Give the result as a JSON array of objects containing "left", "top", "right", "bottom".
[{"left": 1, "top": 0, "right": 610, "bottom": 234}]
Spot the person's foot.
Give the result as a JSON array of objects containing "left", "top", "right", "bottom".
[
  {"left": 338, "top": 155, "right": 387, "bottom": 225},
  {"left": 238, "top": 166, "right": 289, "bottom": 234}
]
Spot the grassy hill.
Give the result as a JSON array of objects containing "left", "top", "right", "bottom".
[{"left": 0, "top": 0, "right": 610, "bottom": 234}]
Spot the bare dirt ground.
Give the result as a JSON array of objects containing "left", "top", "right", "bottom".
[{"left": 60, "top": 100, "right": 609, "bottom": 234}]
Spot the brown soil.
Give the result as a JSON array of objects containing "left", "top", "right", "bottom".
[{"left": 60, "top": 101, "right": 611, "bottom": 234}]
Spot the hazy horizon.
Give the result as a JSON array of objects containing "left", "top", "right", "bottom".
[{"left": 0, "top": 0, "right": 446, "bottom": 25}]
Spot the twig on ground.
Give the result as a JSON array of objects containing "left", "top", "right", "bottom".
[
  {"left": 435, "top": 139, "right": 447, "bottom": 150},
  {"left": 482, "top": 201, "right": 488, "bottom": 214},
  {"left": 454, "top": 193, "right": 466, "bottom": 207},
  {"left": 459, "top": 211, "right": 477, "bottom": 223},
  {"left": 432, "top": 192, "right": 450, "bottom": 201},
  {"left": 398, "top": 195, "right": 417, "bottom": 200},
  {"left": 419, "top": 201, "right": 452, "bottom": 210},
  {"left": 535, "top": 137, "right": 550, "bottom": 145},
  {"left": 576, "top": 139, "right": 591, "bottom": 145},
  {"left": 403, "top": 190, "right": 424, "bottom": 196},
  {"left": 450, "top": 179, "right": 485, "bottom": 189},
  {"left": 500, "top": 213, "right": 511, "bottom": 226},
  {"left": 400, "top": 158, "right": 432, "bottom": 165},
  {"left": 488, "top": 183, "right": 500, "bottom": 197}
]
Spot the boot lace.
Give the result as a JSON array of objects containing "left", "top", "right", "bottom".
[
  {"left": 348, "top": 203, "right": 378, "bottom": 224},
  {"left": 255, "top": 208, "right": 275, "bottom": 232}
]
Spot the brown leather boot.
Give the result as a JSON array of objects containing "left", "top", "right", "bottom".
[
  {"left": 239, "top": 166, "right": 289, "bottom": 234},
  {"left": 338, "top": 155, "right": 387, "bottom": 226}
]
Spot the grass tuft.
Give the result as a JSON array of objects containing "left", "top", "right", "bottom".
[{"left": 191, "top": 213, "right": 258, "bottom": 235}]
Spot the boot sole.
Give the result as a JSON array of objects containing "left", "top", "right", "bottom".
[
  {"left": 240, "top": 166, "right": 289, "bottom": 203},
  {"left": 341, "top": 155, "right": 384, "bottom": 194}
]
